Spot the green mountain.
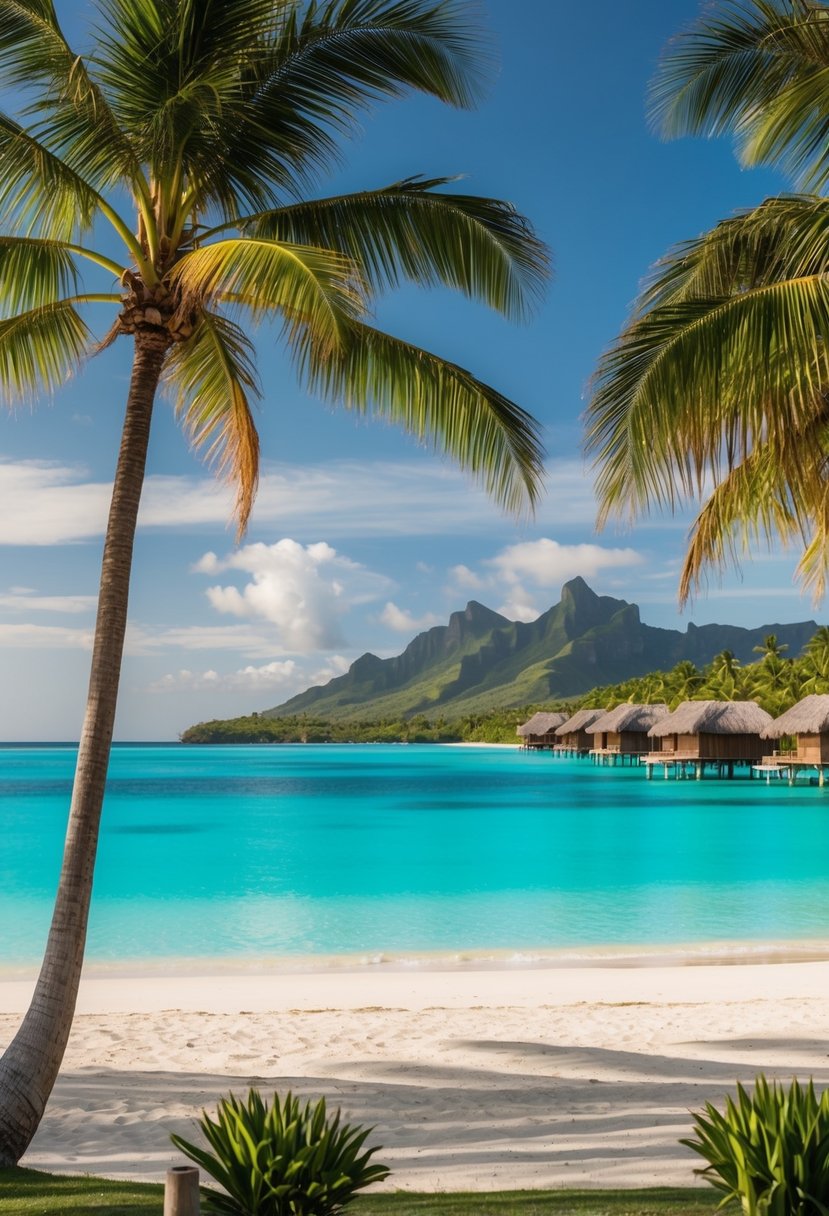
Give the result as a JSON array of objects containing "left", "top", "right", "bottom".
[{"left": 266, "top": 577, "right": 819, "bottom": 721}]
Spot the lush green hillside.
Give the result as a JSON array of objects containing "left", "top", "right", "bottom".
[
  {"left": 264, "top": 578, "right": 819, "bottom": 721},
  {"left": 181, "top": 627, "right": 829, "bottom": 742}
]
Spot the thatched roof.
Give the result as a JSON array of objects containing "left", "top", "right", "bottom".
[
  {"left": 648, "top": 700, "right": 773, "bottom": 737},
  {"left": 586, "top": 703, "right": 670, "bottom": 735},
  {"left": 555, "top": 708, "right": 604, "bottom": 736},
  {"left": 517, "top": 711, "right": 569, "bottom": 738},
  {"left": 762, "top": 694, "right": 829, "bottom": 739}
]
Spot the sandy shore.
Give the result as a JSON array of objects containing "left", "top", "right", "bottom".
[{"left": 3, "top": 957, "right": 829, "bottom": 1190}]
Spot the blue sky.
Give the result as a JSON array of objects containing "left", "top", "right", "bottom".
[{"left": 1, "top": 0, "right": 822, "bottom": 741}]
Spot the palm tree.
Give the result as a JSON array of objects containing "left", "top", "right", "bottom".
[
  {"left": 708, "top": 649, "right": 742, "bottom": 699},
  {"left": 0, "top": 0, "right": 548, "bottom": 1165},
  {"left": 585, "top": 0, "right": 829, "bottom": 602},
  {"left": 804, "top": 623, "right": 829, "bottom": 690},
  {"left": 665, "top": 659, "right": 703, "bottom": 707}
]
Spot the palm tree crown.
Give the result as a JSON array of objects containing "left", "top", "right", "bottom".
[
  {"left": 585, "top": 0, "right": 829, "bottom": 602},
  {"left": 2, "top": 0, "right": 548, "bottom": 528},
  {"left": 0, "top": 0, "right": 549, "bottom": 1167}
]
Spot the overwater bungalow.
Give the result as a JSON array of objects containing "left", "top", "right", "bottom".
[
  {"left": 554, "top": 708, "right": 604, "bottom": 756},
  {"left": 761, "top": 694, "right": 829, "bottom": 785},
  {"left": 645, "top": 700, "right": 773, "bottom": 779},
  {"left": 517, "top": 711, "right": 569, "bottom": 751},
  {"left": 586, "top": 703, "right": 670, "bottom": 765}
]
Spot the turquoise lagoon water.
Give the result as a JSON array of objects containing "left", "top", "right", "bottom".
[{"left": 3, "top": 742, "right": 829, "bottom": 966}]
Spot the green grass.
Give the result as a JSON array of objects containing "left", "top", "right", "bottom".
[{"left": 0, "top": 1169, "right": 717, "bottom": 1216}]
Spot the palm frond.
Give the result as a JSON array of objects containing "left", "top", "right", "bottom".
[
  {"left": 177, "top": 0, "right": 492, "bottom": 209},
  {"left": 0, "top": 236, "right": 79, "bottom": 315},
  {"left": 651, "top": 0, "right": 829, "bottom": 188},
  {"left": 165, "top": 310, "right": 261, "bottom": 534},
  {"left": 586, "top": 205, "right": 829, "bottom": 525},
  {"left": 0, "top": 0, "right": 143, "bottom": 193},
  {"left": 0, "top": 113, "right": 101, "bottom": 240},
  {"left": 172, "top": 237, "right": 364, "bottom": 354},
  {"left": 245, "top": 177, "right": 549, "bottom": 319},
  {"left": 636, "top": 194, "right": 829, "bottom": 311},
  {"left": 0, "top": 299, "right": 90, "bottom": 401},
  {"left": 293, "top": 318, "right": 545, "bottom": 515},
  {"left": 679, "top": 424, "right": 829, "bottom": 602},
  {"left": 93, "top": 0, "right": 297, "bottom": 212}
]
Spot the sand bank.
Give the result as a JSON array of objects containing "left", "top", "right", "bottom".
[{"left": 3, "top": 957, "right": 829, "bottom": 1190}]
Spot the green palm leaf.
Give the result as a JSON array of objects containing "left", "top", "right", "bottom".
[
  {"left": 0, "top": 299, "right": 89, "bottom": 399},
  {"left": 0, "top": 0, "right": 143, "bottom": 192},
  {"left": 165, "top": 311, "right": 261, "bottom": 535},
  {"left": 245, "top": 177, "right": 549, "bottom": 320},
  {"left": 0, "top": 113, "right": 102, "bottom": 240},
  {"left": 172, "top": 237, "right": 364, "bottom": 352},
  {"left": 0, "top": 236, "right": 79, "bottom": 315},
  {"left": 586, "top": 196, "right": 829, "bottom": 533},
  {"left": 294, "top": 318, "right": 544, "bottom": 515},
  {"left": 157, "top": 0, "right": 491, "bottom": 211},
  {"left": 651, "top": 0, "right": 829, "bottom": 189}
]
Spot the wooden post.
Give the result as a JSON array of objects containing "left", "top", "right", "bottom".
[{"left": 164, "top": 1166, "right": 200, "bottom": 1216}]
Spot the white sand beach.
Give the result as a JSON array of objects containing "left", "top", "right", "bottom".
[{"left": 3, "top": 955, "right": 829, "bottom": 1190}]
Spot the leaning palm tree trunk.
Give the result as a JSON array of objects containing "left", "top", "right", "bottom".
[{"left": 0, "top": 333, "right": 168, "bottom": 1166}]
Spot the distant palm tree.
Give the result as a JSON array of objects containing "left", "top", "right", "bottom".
[
  {"left": 585, "top": 0, "right": 829, "bottom": 602},
  {"left": 0, "top": 0, "right": 548, "bottom": 1165},
  {"left": 709, "top": 649, "right": 742, "bottom": 699},
  {"left": 665, "top": 659, "right": 703, "bottom": 707},
  {"left": 804, "top": 624, "right": 829, "bottom": 690}
]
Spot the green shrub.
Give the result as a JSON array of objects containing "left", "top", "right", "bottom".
[
  {"left": 170, "top": 1089, "right": 390, "bottom": 1216},
  {"left": 682, "top": 1076, "right": 829, "bottom": 1216}
]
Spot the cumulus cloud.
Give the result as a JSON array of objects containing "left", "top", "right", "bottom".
[
  {"left": 450, "top": 564, "right": 485, "bottom": 591},
  {"left": 196, "top": 539, "right": 393, "bottom": 653},
  {"left": 379, "top": 602, "right": 441, "bottom": 633},
  {"left": 487, "top": 538, "right": 643, "bottom": 587},
  {"left": 445, "top": 538, "right": 646, "bottom": 622}
]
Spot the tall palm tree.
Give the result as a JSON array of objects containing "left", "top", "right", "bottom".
[
  {"left": 0, "top": 0, "right": 548, "bottom": 1165},
  {"left": 585, "top": 0, "right": 829, "bottom": 602}
]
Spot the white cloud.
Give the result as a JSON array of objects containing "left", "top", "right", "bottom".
[
  {"left": 487, "top": 538, "right": 644, "bottom": 587},
  {"left": 450, "top": 563, "right": 485, "bottom": 591},
  {"left": 0, "top": 623, "right": 93, "bottom": 649},
  {"left": 0, "top": 589, "right": 96, "bottom": 614},
  {"left": 198, "top": 538, "right": 393, "bottom": 653},
  {"left": 0, "top": 456, "right": 613, "bottom": 545},
  {"left": 152, "top": 660, "right": 299, "bottom": 692},
  {"left": 124, "top": 623, "right": 289, "bottom": 659},
  {"left": 152, "top": 653, "right": 352, "bottom": 698},
  {"left": 379, "top": 602, "right": 441, "bottom": 633}
]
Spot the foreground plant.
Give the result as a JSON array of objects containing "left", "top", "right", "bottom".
[
  {"left": 171, "top": 1090, "right": 389, "bottom": 1216},
  {"left": 682, "top": 1076, "right": 829, "bottom": 1216},
  {"left": 0, "top": 0, "right": 548, "bottom": 1165}
]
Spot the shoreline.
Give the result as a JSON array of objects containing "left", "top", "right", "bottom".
[
  {"left": 4, "top": 934, "right": 829, "bottom": 985},
  {"left": 4, "top": 956, "right": 829, "bottom": 1189}
]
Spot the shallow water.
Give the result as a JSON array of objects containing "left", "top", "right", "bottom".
[{"left": 2, "top": 743, "right": 829, "bottom": 964}]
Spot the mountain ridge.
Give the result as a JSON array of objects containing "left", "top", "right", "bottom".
[{"left": 266, "top": 577, "right": 820, "bottom": 721}]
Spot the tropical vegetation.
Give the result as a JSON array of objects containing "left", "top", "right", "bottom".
[
  {"left": 585, "top": 0, "right": 829, "bottom": 603},
  {"left": 0, "top": 0, "right": 548, "bottom": 1166},
  {"left": 682, "top": 1076, "right": 829, "bottom": 1216},
  {"left": 171, "top": 1090, "right": 389, "bottom": 1216},
  {"left": 181, "top": 628, "right": 829, "bottom": 742}
]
